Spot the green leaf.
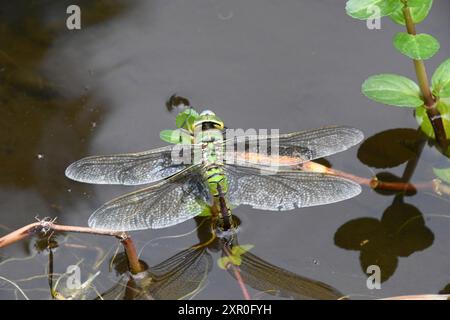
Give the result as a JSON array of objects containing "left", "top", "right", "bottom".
[
  {"left": 415, "top": 101, "right": 450, "bottom": 139},
  {"left": 432, "top": 59, "right": 450, "bottom": 98},
  {"left": 362, "top": 74, "right": 423, "bottom": 107},
  {"left": 231, "top": 244, "right": 254, "bottom": 256},
  {"left": 433, "top": 167, "right": 450, "bottom": 184},
  {"left": 217, "top": 256, "right": 230, "bottom": 270},
  {"left": 217, "top": 256, "right": 242, "bottom": 269},
  {"left": 346, "top": 0, "right": 402, "bottom": 20},
  {"left": 389, "top": 0, "right": 433, "bottom": 25},
  {"left": 217, "top": 244, "right": 254, "bottom": 270},
  {"left": 393, "top": 32, "right": 440, "bottom": 60},
  {"left": 175, "top": 108, "right": 199, "bottom": 130},
  {"left": 159, "top": 129, "right": 192, "bottom": 144},
  {"left": 407, "top": 0, "right": 431, "bottom": 7}
]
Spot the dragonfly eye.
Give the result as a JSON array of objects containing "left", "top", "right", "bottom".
[{"left": 200, "top": 110, "right": 216, "bottom": 116}]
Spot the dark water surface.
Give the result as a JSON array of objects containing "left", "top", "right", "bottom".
[{"left": 1, "top": 0, "right": 450, "bottom": 299}]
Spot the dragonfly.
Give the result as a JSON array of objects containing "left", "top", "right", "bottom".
[{"left": 65, "top": 108, "right": 364, "bottom": 233}]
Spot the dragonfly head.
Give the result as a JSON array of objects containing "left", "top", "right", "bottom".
[{"left": 192, "top": 109, "right": 225, "bottom": 131}]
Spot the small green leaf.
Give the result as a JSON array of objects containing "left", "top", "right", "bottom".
[
  {"left": 231, "top": 244, "right": 254, "bottom": 256},
  {"left": 393, "top": 32, "right": 440, "bottom": 60},
  {"left": 432, "top": 59, "right": 450, "bottom": 98},
  {"left": 433, "top": 167, "right": 450, "bottom": 184},
  {"left": 217, "top": 257, "right": 231, "bottom": 270},
  {"left": 159, "top": 129, "right": 192, "bottom": 144},
  {"left": 362, "top": 74, "right": 423, "bottom": 107},
  {"left": 217, "top": 256, "right": 242, "bottom": 269},
  {"left": 346, "top": 0, "right": 402, "bottom": 20},
  {"left": 407, "top": 0, "right": 431, "bottom": 7},
  {"left": 217, "top": 244, "right": 254, "bottom": 270},
  {"left": 415, "top": 101, "right": 450, "bottom": 139},
  {"left": 389, "top": 0, "right": 433, "bottom": 25},
  {"left": 175, "top": 108, "right": 199, "bottom": 130}
]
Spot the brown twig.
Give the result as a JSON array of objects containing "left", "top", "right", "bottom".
[
  {"left": 300, "top": 162, "right": 450, "bottom": 196},
  {"left": 0, "top": 219, "right": 144, "bottom": 274}
]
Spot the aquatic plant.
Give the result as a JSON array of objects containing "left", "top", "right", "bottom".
[{"left": 345, "top": 0, "right": 450, "bottom": 149}]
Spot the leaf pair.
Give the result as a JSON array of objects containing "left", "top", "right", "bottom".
[
  {"left": 346, "top": 0, "right": 433, "bottom": 23},
  {"left": 345, "top": 0, "right": 402, "bottom": 20},
  {"left": 160, "top": 108, "right": 200, "bottom": 144},
  {"left": 390, "top": 0, "right": 433, "bottom": 25},
  {"left": 217, "top": 245, "right": 254, "bottom": 270}
]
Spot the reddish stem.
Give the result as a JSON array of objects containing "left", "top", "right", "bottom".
[
  {"left": 300, "top": 162, "right": 449, "bottom": 195},
  {"left": 0, "top": 220, "right": 144, "bottom": 274},
  {"left": 223, "top": 245, "right": 251, "bottom": 300},
  {"left": 230, "top": 265, "right": 251, "bottom": 300}
]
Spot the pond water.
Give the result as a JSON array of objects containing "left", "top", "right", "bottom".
[{"left": 1, "top": 0, "right": 450, "bottom": 299}]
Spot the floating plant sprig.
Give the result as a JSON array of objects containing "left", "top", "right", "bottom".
[{"left": 346, "top": 0, "right": 450, "bottom": 149}]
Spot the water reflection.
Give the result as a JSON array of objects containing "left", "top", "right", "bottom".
[
  {"left": 335, "top": 198, "right": 433, "bottom": 282},
  {"left": 335, "top": 128, "right": 434, "bottom": 282},
  {"left": 2, "top": 0, "right": 449, "bottom": 300},
  {"left": 99, "top": 218, "right": 343, "bottom": 300},
  {"left": 0, "top": 1, "right": 130, "bottom": 214},
  {"left": 356, "top": 128, "right": 425, "bottom": 169}
]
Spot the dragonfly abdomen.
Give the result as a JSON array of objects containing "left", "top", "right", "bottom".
[{"left": 204, "top": 164, "right": 233, "bottom": 231}]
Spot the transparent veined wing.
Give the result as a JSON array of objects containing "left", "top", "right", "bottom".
[
  {"left": 222, "top": 126, "right": 364, "bottom": 167},
  {"left": 88, "top": 165, "right": 212, "bottom": 231},
  {"left": 227, "top": 250, "right": 343, "bottom": 300},
  {"left": 98, "top": 247, "right": 211, "bottom": 300},
  {"left": 65, "top": 144, "right": 200, "bottom": 185},
  {"left": 142, "top": 247, "right": 212, "bottom": 300},
  {"left": 223, "top": 164, "right": 361, "bottom": 210}
]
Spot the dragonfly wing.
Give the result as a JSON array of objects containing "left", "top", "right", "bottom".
[
  {"left": 65, "top": 144, "right": 199, "bottom": 185},
  {"left": 229, "top": 251, "right": 343, "bottom": 300},
  {"left": 143, "top": 247, "right": 212, "bottom": 300},
  {"left": 223, "top": 164, "right": 361, "bottom": 210},
  {"left": 88, "top": 165, "right": 212, "bottom": 231},
  {"left": 223, "top": 126, "right": 364, "bottom": 166}
]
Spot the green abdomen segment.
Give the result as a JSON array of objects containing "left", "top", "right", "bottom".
[{"left": 205, "top": 165, "right": 233, "bottom": 230}]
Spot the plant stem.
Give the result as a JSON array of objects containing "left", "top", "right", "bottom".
[
  {"left": 121, "top": 236, "right": 143, "bottom": 275},
  {"left": 0, "top": 220, "right": 144, "bottom": 274},
  {"left": 402, "top": 5, "right": 447, "bottom": 147},
  {"left": 222, "top": 244, "right": 251, "bottom": 300},
  {"left": 300, "top": 161, "right": 450, "bottom": 196}
]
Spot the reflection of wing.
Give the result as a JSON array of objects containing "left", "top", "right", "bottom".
[
  {"left": 223, "top": 126, "right": 364, "bottom": 166},
  {"left": 65, "top": 145, "right": 199, "bottom": 185},
  {"left": 98, "top": 248, "right": 212, "bottom": 300},
  {"left": 88, "top": 165, "right": 211, "bottom": 231},
  {"left": 229, "top": 251, "right": 343, "bottom": 300},
  {"left": 223, "top": 164, "right": 361, "bottom": 210},
  {"left": 142, "top": 247, "right": 212, "bottom": 300}
]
